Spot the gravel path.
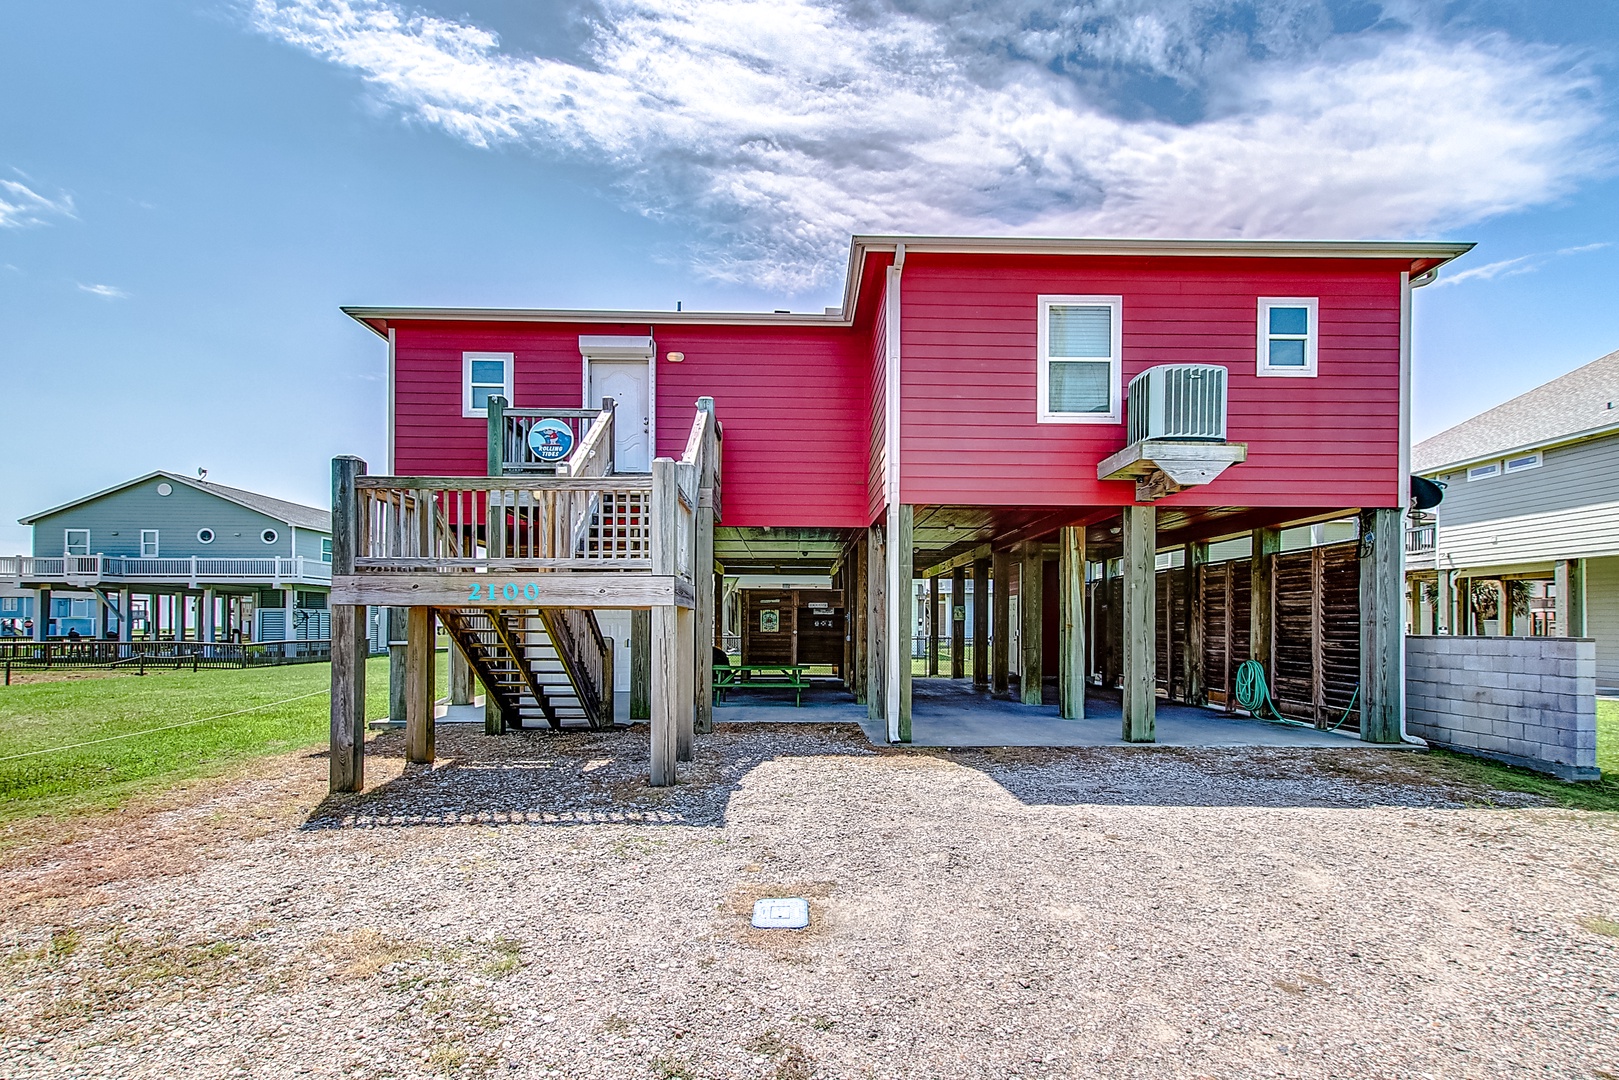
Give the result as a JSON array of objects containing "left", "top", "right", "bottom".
[{"left": 2, "top": 723, "right": 1616, "bottom": 1079}]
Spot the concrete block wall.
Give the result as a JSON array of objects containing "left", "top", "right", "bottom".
[{"left": 1406, "top": 636, "right": 1599, "bottom": 781}]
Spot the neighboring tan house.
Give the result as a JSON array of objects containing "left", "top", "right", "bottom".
[
  {"left": 2, "top": 471, "right": 334, "bottom": 643},
  {"left": 1406, "top": 348, "right": 1619, "bottom": 691}
]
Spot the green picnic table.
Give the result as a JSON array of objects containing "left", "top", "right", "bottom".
[{"left": 713, "top": 663, "right": 808, "bottom": 706}]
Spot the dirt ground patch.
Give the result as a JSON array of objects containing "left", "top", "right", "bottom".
[{"left": 2, "top": 723, "right": 1616, "bottom": 1079}]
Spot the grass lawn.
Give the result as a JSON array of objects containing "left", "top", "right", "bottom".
[
  {"left": 1431, "top": 697, "right": 1619, "bottom": 812},
  {"left": 0, "top": 653, "right": 444, "bottom": 825}
]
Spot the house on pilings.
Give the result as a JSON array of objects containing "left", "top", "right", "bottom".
[{"left": 326, "top": 235, "right": 1472, "bottom": 791}]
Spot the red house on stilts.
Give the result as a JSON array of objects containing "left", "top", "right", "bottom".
[{"left": 325, "top": 235, "right": 1472, "bottom": 791}]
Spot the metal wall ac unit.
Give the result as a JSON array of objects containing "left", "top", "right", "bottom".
[{"left": 1126, "top": 364, "right": 1227, "bottom": 444}]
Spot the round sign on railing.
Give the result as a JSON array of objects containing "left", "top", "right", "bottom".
[{"left": 527, "top": 419, "right": 575, "bottom": 463}]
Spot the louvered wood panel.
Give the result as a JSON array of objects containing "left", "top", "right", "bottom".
[
  {"left": 1320, "top": 542, "right": 1362, "bottom": 732},
  {"left": 1201, "top": 562, "right": 1230, "bottom": 705},
  {"left": 1272, "top": 549, "right": 1317, "bottom": 719}
]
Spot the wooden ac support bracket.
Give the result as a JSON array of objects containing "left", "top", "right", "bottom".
[{"left": 1097, "top": 440, "right": 1248, "bottom": 502}]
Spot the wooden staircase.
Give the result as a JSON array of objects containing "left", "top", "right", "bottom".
[{"left": 438, "top": 606, "right": 613, "bottom": 730}]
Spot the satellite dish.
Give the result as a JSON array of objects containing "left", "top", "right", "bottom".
[
  {"left": 1410, "top": 475, "right": 1444, "bottom": 511},
  {"left": 197, "top": 467, "right": 208, "bottom": 480}
]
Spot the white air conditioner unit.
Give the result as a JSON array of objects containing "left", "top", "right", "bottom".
[{"left": 1126, "top": 364, "right": 1227, "bottom": 444}]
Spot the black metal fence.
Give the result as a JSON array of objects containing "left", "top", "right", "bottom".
[{"left": 0, "top": 638, "right": 336, "bottom": 675}]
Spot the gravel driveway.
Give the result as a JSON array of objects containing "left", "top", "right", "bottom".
[{"left": 2, "top": 723, "right": 1616, "bottom": 1079}]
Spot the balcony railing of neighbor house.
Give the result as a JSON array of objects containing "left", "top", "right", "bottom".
[
  {"left": 0, "top": 555, "right": 332, "bottom": 586},
  {"left": 1406, "top": 523, "right": 1436, "bottom": 556}
]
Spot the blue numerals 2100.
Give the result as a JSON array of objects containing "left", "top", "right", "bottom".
[{"left": 468, "top": 581, "right": 543, "bottom": 603}]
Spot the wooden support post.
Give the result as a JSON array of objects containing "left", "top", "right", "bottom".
[
  {"left": 1184, "top": 543, "right": 1206, "bottom": 706},
  {"left": 1018, "top": 542, "right": 1043, "bottom": 706},
  {"left": 649, "top": 458, "right": 681, "bottom": 785},
  {"left": 991, "top": 549, "right": 1011, "bottom": 695},
  {"left": 1250, "top": 526, "right": 1280, "bottom": 682},
  {"left": 483, "top": 675, "right": 504, "bottom": 735},
  {"left": 971, "top": 557, "right": 990, "bottom": 688},
  {"left": 1358, "top": 507, "right": 1404, "bottom": 743},
  {"left": 926, "top": 575, "right": 940, "bottom": 677},
  {"left": 892, "top": 505, "right": 913, "bottom": 741},
  {"left": 1311, "top": 545, "right": 1327, "bottom": 725},
  {"left": 35, "top": 588, "right": 50, "bottom": 641},
  {"left": 676, "top": 605, "right": 696, "bottom": 761},
  {"left": 448, "top": 638, "right": 473, "bottom": 706},
  {"left": 694, "top": 397, "right": 718, "bottom": 736},
  {"left": 1121, "top": 505, "right": 1156, "bottom": 742},
  {"left": 1554, "top": 559, "right": 1585, "bottom": 637},
  {"left": 950, "top": 567, "right": 966, "bottom": 680},
  {"left": 850, "top": 539, "right": 867, "bottom": 703},
  {"left": 386, "top": 607, "right": 408, "bottom": 724},
  {"left": 1058, "top": 526, "right": 1085, "bottom": 720},
  {"left": 866, "top": 523, "right": 887, "bottom": 722},
  {"left": 486, "top": 395, "right": 506, "bottom": 477},
  {"left": 404, "top": 606, "right": 435, "bottom": 764},
  {"left": 328, "top": 455, "right": 367, "bottom": 793},
  {"left": 630, "top": 608, "right": 651, "bottom": 719}
]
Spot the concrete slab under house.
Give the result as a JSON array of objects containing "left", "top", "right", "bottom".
[{"left": 325, "top": 234, "right": 1478, "bottom": 791}]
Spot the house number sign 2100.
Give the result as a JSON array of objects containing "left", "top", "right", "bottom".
[{"left": 467, "top": 581, "right": 547, "bottom": 603}]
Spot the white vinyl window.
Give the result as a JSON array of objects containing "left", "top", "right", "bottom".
[
  {"left": 1504, "top": 452, "right": 1542, "bottom": 473},
  {"left": 321, "top": 537, "right": 333, "bottom": 563},
  {"left": 463, "top": 352, "right": 514, "bottom": 417},
  {"left": 1037, "top": 295, "right": 1123, "bottom": 423},
  {"left": 1466, "top": 462, "right": 1500, "bottom": 482},
  {"left": 140, "top": 529, "right": 159, "bottom": 556},
  {"left": 1257, "top": 297, "right": 1319, "bottom": 377},
  {"left": 64, "top": 529, "right": 90, "bottom": 556}
]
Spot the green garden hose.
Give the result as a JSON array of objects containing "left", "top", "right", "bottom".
[{"left": 1234, "top": 659, "right": 1360, "bottom": 732}]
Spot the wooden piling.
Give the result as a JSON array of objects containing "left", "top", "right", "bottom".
[
  {"left": 991, "top": 548, "right": 1011, "bottom": 695},
  {"left": 1058, "top": 526, "right": 1085, "bottom": 720},
  {"left": 1250, "top": 526, "right": 1280, "bottom": 684},
  {"left": 1018, "top": 542, "right": 1042, "bottom": 706},
  {"left": 328, "top": 455, "right": 368, "bottom": 794},
  {"left": 950, "top": 567, "right": 966, "bottom": 680},
  {"left": 971, "top": 557, "right": 990, "bottom": 688},
  {"left": 1121, "top": 505, "right": 1156, "bottom": 742},
  {"left": 1358, "top": 507, "right": 1405, "bottom": 743},
  {"left": 404, "top": 605, "right": 435, "bottom": 764}
]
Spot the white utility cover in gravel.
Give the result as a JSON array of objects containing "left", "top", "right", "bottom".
[{"left": 752, "top": 897, "right": 810, "bottom": 928}]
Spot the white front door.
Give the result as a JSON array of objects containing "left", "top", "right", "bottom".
[{"left": 587, "top": 360, "right": 651, "bottom": 472}]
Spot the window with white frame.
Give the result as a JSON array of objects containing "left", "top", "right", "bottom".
[
  {"left": 1466, "top": 462, "right": 1500, "bottom": 482},
  {"left": 64, "top": 529, "right": 89, "bottom": 556},
  {"left": 1504, "top": 451, "right": 1542, "bottom": 473},
  {"left": 1037, "top": 295, "right": 1122, "bottom": 422},
  {"left": 463, "top": 352, "right": 514, "bottom": 417},
  {"left": 1257, "top": 297, "right": 1318, "bottom": 377},
  {"left": 140, "top": 529, "right": 159, "bottom": 556},
  {"left": 321, "top": 537, "right": 333, "bottom": 563}
]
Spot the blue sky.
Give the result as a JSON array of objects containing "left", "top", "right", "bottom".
[{"left": 2, "top": 0, "right": 1616, "bottom": 553}]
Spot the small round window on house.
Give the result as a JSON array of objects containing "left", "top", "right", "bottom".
[
  {"left": 262, "top": 529, "right": 279, "bottom": 544},
  {"left": 197, "top": 528, "right": 215, "bottom": 544}
]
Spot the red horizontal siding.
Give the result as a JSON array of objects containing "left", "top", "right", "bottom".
[
  {"left": 867, "top": 288, "right": 888, "bottom": 526},
  {"left": 898, "top": 254, "right": 1406, "bottom": 510},
  {"left": 392, "top": 321, "right": 870, "bottom": 528}
]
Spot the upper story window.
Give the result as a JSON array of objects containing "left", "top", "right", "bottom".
[
  {"left": 64, "top": 529, "right": 89, "bottom": 556},
  {"left": 1504, "top": 451, "right": 1542, "bottom": 473},
  {"left": 321, "top": 537, "right": 333, "bottom": 563},
  {"left": 1466, "top": 462, "right": 1500, "bottom": 482},
  {"left": 1257, "top": 298, "right": 1318, "bottom": 378},
  {"left": 140, "top": 529, "right": 159, "bottom": 556},
  {"left": 463, "top": 352, "right": 514, "bottom": 417},
  {"left": 1037, "top": 295, "right": 1122, "bottom": 423}
]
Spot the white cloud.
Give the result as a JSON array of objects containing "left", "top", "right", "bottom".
[
  {"left": 0, "top": 177, "right": 75, "bottom": 229},
  {"left": 243, "top": 0, "right": 1609, "bottom": 291},
  {"left": 1433, "top": 240, "right": 1611, "bottom": 287},
  {"left": 78, "top": 283, "right": 130, "bottom": 299}
]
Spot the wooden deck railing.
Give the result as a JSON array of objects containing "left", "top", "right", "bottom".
[
  {"left": 488, "top": 398, "right": 616, "bottom": 475},
  {"left": 353, "top": 476, "right": 654, "bottom": 573}
]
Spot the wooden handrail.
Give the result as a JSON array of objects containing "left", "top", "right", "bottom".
[{"left": 356, "top": 476, "right": 651, "bottom": 492}]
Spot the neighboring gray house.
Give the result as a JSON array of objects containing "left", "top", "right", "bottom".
[
  {"left": 1, "top": 472, "right": 333, "bottom": 642},
  {"left": 1407, "top": 348, "right": 1619, "bottom": 690}
]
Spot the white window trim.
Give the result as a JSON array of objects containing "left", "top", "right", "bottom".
[
  {"left": 64, "top": 529, "right": 90, "bottom": 557},
  {"left": 1256, "top": 297, "right": 1319, "bottom": 378},
  {"left": 1466, "top": 462, "right": 1501, "bottom": 482},
  {"left": 321, "top": 537, "right": 333, "bottom": 563},
  {"left": 462, "top": 351, "right": 515, "bottom": 418},
  {"left": 1504, "top": 451, "right": 1542, "bottom": 473},
  {"left": 197, "top": 528, "right": 215, "bottom": 544},
  {"left": 140, "top": 529, "right": 159, "bottom": 557},
  {"left": 262, "top": 528, "right": 279, "bottom": 545},
  {"left": 1036, "top": 294, "right": 1123, "bottom": 424}
]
